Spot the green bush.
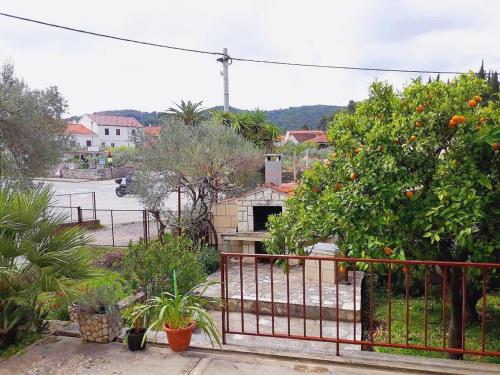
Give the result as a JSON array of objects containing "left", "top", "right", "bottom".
[
  {"left": 123, "top": 235, "right": 206, "bottom": 297},
  {"left": 196, "top": 245, "right": 220, "bottom": 274}
]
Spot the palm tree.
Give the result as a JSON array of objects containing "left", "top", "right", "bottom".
[
  {"left": 0, "top": 185, "right": 94, "bottom": 340},
  {"left": 167, "top": 100, "right": 206, "bottom": 126}
]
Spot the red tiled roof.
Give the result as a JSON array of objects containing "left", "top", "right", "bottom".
[
  {"left": 310, "top": 133, "right": 328, "bottom": 143},
  {"left": 86, "top": 114, "right": 142, "bottom": 128},
  {"left": 144, "top": 126, "right": 161, "bottom": 137},
  {"left": 262, "top": 182, "right": 298, "bottom": 196},
  {"left": 65, "top": 123, "right": 96, "bottom": 135},
  {"left": 287, "top": 130, "right": 326, "bottom": 143}
]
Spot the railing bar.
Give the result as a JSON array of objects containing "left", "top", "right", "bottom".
[
  {"left": 220, "top": 254, "right": 226, "bottom": 345},
  {"left": 303, "top": 260, "right": 306, "bottom": 337},
  {"left": 462, "top": 266, "right": 466, "bottom": 350},
  {"left": 442, "top": 266, "right": 447, "bottom": 348},
  {"left": 388, "top": 263, "right": 392, "bottom": 344},
  {"left": 335, "top": 260, "right": 340, "bottom": 356},
  {"left": 319, "top": 259, "right": 323, "bottom": 339},
  {"left": 370, "top": 263, "right": 374, "bottom": 343},
  {"left": 353, "top": 261, "right": 357, "bottom": 341},
  {"left": 225, "top": 256, "right": 230, "bottom": 333},
  {"left": 286, "top": 258, "right": 291, "bottom": 336},
  {"left": 481, "top": 269, "right": 488, "bottom": 352},
  {"left": 271, "top": 258, "right": 275, "bottom": 335},
  {"left": 405, "top": 264, "right": 410, "bottom": 346},
  {"left": 240, "top": 256, "right": 244, "bottom": 333},
  {"left": 424, "top": 265, "right": 428, "bottom": 347},
  {"left": 255, "top": 257, "right": 260, "bottom": 335}
]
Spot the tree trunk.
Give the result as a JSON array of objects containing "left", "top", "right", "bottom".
[
  {"left": 448, "top": 267, "right": 464, "bottom": 360},
  {"left": 465, "top": 285, "right": 482, "bottom": 322}
]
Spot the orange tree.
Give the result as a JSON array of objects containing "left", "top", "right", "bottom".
[{"left": 265, "top": 74, "right": 499, "bottom": 358}]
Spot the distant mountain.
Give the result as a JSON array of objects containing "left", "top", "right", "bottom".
[{"left": 88, "top": 104, "right": 345, "bottom": 130}]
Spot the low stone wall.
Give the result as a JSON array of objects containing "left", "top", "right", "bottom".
[{"left": 61, "top": 166, "right": 133, "bottom": 180}]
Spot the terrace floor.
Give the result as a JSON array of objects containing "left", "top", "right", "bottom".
[{"left": 204, "top": 259, "right": 363, "bottom": 322}]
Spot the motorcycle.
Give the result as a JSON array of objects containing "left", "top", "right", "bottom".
[{"left": 115, "top": 178, "right": 131, "bottom": 197}]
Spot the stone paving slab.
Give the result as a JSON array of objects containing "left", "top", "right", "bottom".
[{"left": 204, "top": 259, "right": 363, "bottom": 322}]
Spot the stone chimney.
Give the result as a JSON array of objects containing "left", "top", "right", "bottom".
[{"left": 265, "top": 154, "right": 282, "bottom": 185}]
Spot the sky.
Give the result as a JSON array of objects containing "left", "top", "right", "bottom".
[{"left": 0, "top": 1, "right": 499, "bottom": 117}]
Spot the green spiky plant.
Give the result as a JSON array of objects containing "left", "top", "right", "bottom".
[{"left": 131, "top": 270, "right": 222, "bottom": 348}]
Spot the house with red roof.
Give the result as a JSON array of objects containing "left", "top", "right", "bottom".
[
  {"left": 282, "top": 130, "right": 328, "bottom": 147},
  {"left": 78, "top": 114, "right": 142, "bottom": 148},
  {"left": 65, "top": 123, "right": 99, "bottom": 149}
]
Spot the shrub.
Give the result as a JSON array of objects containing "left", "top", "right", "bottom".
[
  {"left": 123, "top": 235, "right": 206, "bottom": 297},
  {"left": 94, "top": 251, "right": 124, "bottom": 271},
  {"left": 75, "top": 284, "right": 124, "bottom": 314},
  {"left": 196, "top": 245, "right": 220, "bottom": 274}
]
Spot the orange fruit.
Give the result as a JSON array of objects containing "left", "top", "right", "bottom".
[
  {"left": 452, "top": 115, "right": 460, "bottom": 123},
  {"left": 384, "top": 247, "right": 393, "bottom": 256},
  {"left": 339, "top": 265, "right": 346, "bottom": 273},
  {"left": 474, "top": 95, "right": 482, "bottom": 102},
  {"left": 493, "top": 143, "right": 500, "bottom": 151},
  {"left": 468, "top": 99, "right": 477, "bottom": 108},
  {"left": 480, "top": 117, "right": 487, "bottom": 124},
  {"left": 335, "top": 182, "right": 342, "bottom": 191},
  {"left": 459, "top": 115, "right": 465, "bottom": 123},
  {"left": 416, "top": 105, "right": 424, "bottom": 113},
  {"left": 410, "top": 135, "right": 417, "bottom": 142},
  {"left": 405, "top": 191, "right": 414, "bottom": 199},
  {"left": 415, "top": 120, "right": 422, "bottom": 128},
  {"left": 350, "top": 172, "right": 358, "bottom": 180},
  {"left": 449, "top": 120, "right": 457, "bottom": 128}
]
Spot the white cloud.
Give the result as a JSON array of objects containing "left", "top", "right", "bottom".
[{"left": 0, "top": 0, "right": 498, "bottom": 116}]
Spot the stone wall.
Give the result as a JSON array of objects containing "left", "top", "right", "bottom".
[
  {"left": 237, "top": 188, "right": 287, "bottom": 233},
  {"left": 211, "top": 198, "right": 241, "bottom": 252},
  {"left": 61, "top": 166, "right": 133, "bottom": 180}
]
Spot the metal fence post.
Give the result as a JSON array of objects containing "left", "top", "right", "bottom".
[{"left": 77, "top": 206, "right": 83, "bottom": 225}]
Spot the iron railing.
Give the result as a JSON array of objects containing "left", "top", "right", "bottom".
[{"left": 219, "top": 253, "right": 500, "bottom": 359}]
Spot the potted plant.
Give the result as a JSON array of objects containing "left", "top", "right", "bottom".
[
  {"left": 122, "top": 305, "right": 148, "bottom": 351},
  {"left": 73, "top": 285, "right": 123, "bottom": 343},
  {"left": 133, "top": 271, "right": 221, "bottom": 352}
]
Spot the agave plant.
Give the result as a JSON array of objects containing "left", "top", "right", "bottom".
[{"left": 132, "top": 271, "right": 222, "bottom": 348}]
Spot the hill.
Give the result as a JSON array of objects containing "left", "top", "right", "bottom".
[{"left": 89, "top": 104, "right": 345, "bottom": 130}]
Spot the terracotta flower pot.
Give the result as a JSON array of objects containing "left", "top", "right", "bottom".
[{"left": 163, "top": 322, "right": 196, "bottom": 352}]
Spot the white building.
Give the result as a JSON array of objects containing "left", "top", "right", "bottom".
[
  {"left": 78, "top": 114, "right": 142, "bottom": 148},
  {"left": 65, "top": 123, "right": 99, "bottom": 149}
]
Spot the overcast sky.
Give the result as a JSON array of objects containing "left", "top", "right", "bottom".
[{"left": 1, "top": 1, "right": 499, "bottom": 116}]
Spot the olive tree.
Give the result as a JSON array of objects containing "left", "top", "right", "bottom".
[
  {"left": 136, "top": 118, "right": 262, "bottom": 246},
  {"left": 0, "top": 62, "right": 68, "bottom": 178},
  {"left": 266, "top": 74, "right": 499, "bottom": 358}
]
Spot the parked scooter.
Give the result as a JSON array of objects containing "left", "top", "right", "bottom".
[{"left": 115, "top": 175, "right": 132, "bottom": 197}]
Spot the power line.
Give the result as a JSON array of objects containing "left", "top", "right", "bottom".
[{"left": 0, "top": 11, "right": 470, "bottom": 75}]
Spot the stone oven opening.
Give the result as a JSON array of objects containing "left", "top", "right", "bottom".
[{"left": 253, "top": 206, "right": 282, "bottom": 231}]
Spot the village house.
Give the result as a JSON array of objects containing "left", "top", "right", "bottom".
[
  {"left": 65, "top": 123, "right": 99, "bottom": 149},
  {"left": 78, "top": 114, "right": 142, "bottom": 148},
  {"left": 282, "top": 130, "right": 328, "bottom": 147}
]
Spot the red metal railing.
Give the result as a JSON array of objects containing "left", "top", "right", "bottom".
[{"left": 220, "top": 253, "right": 500, "bottom": 358}]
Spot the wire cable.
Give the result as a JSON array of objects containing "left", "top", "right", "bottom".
[{"left": 0, "top": 11, "right": 471, "bottom": 74}]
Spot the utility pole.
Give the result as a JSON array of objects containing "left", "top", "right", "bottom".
[{"left": 217, "top": 48, "right": 230, "bottom": 112}]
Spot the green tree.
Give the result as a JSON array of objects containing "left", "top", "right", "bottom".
[
  {"left": 266, "top": 74, "right": 499, "bottom": 358},
  {"left": 0, "top": 62, "right": 68, "bottom": 178},
  {"left": 212, "top": 109, "right": 281, "bottom": 152},
  {"left": 135, "top": 119, "right": 262, "bottom": 246},
  {"left": 166, "top": 100, "right": 206, "bottom": 126}
]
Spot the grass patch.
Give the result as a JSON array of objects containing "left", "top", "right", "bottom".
[
  {"left": 0, "top": 332, "right": 42, "bottom": 360},
  {"left": 373, "top": 291, "right": 500, "bottom": 363}
]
